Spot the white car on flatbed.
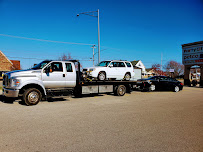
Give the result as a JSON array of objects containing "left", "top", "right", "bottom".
[{"left": 83, "top": 60, "right": 134, "bottom": 81}]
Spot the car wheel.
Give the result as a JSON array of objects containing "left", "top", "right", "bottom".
[
  {"left": 22, "top": 88, "right": 42, "bottom": 106},
  {"left": 192, "top": 80, "right": 197, "bottom": 87},
  {"left": 98, "top": 72, "right": 106, "bottom": 81},
  {"left": 174, "top": 86, "right": 180, "bottom": 92},
  {"left": 124, "top": 73, "right": 131, "bottom": 81},
  {"left": 149, "top": 84, "right": 155, "bottom": 91}
]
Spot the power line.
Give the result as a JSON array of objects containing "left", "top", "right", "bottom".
[
  {"left": 0, "top": 34, "right": 94, "bottom": 46},
  {"left": 0, "top": 34, "right": 128, "bottom": 52},
  {"left": 6, "top": 56, "right": 93, "bottom": 62}
]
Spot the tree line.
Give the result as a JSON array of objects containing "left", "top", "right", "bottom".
[{"left": 151, "top": 61, "right": 184, "bottom": 77}]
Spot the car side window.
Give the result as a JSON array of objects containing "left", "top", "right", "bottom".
[
  {"left": 125, "top": 62, "right": 131, "bottom": 67},
  {"left": 159, "top": 77, "right": 166, "bottom": 80},
  {"left": 66, "top": 63, "right": 73, "bottom": 72},
  {"left": 168, "top": 78, "right": 175, "bottom": 81},
  {"left": 117, "top": 62, "right": 125, "bottom": 67},
  {"left": 110, "top": 62, "right": 118, "bottom": 67},
  {"left": 51, "top": 62, "right": 63, "bottom": 72}
]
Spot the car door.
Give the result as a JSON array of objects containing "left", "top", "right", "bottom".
[
  {"left": 107, "top": 62, "right": 119, "bottom": 78},
  {"left": 167, "top": 77, "right": 177, "bottom": 90},
  {"left": 117, "top": 62, "right": 127, "bottom": 79},
  {"left": 125, "top": 62, "right": 133, "bottom": 74},
  {"left": 42, "top": 62, "right": 67, "bottom": 88},
  {"left": 159, "top": 77, "right": 169, "bottom": 90},
  {"left": 65, "top": 62, "right": 76, "bottom": 87}
]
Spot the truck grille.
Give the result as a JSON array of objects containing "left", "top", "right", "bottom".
[{"left": 3, "top": 74, "right": 10, "bottom": 87}]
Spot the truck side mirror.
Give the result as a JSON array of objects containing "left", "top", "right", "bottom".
[{"left": 45, "top": 67, "right": 52, "bottom": 73}]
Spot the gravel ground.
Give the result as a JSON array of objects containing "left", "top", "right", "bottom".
[{"left": 0, "top": 87, "right": 202, "bottom": 152}]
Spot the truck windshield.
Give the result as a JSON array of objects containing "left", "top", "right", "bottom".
[
  {"left": 97, "top": 61, "right": 110, "bottom": 67},
  {"left": 31, "top": 61, "right": 50, "bottom": 70}
]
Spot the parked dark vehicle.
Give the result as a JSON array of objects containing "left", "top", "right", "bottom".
[{"left": 137, "top": 76, "right": 183, "bottom": 92}]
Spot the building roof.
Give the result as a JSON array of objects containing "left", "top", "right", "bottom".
[
  {"left": 0, "top": 50, "right": 20, "bottom": 71},
  {"left": 146, "top": 68, "right": 153, "bottom": 72},
  {"left": 182, "top": 41, "right": 203, "bottom": 47},
  {"left": 11, "top": 60, "right": 21, "bottom": 70},
  {"left": 131, "top": 60, "right": 140, "bottom": 66},
  {"left": 0, "top": 50, "right": 13, "bottom": 65}
]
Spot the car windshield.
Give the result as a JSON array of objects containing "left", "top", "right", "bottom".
[
  {"left": 31, "top": 61, "right": 50, "bottom": 70},
  {"left": 97, "top": 61, "right": 111, "bottom": 67}
]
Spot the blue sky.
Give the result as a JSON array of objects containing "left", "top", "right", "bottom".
[{"left": 0, "top": 0, "right": 203, "bottom": 69}]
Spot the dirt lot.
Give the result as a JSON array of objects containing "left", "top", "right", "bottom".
[{"left": 0, "top": 87, "right": 202, "bottom": 152}]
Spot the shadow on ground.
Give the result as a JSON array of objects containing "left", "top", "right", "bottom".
[
  {"left": 47, "top": 97, "right": 68, "bottom": 102},
  {"left": 0, "top": 95, "right": 70, "bottom": 106},
  {"left": 0, "top": 95, "right": 16, "bottom": 104},
  {"left": 72, "top": 94, "right": 104, "bottom": 98}
]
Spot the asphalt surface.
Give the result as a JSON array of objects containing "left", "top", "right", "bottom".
[{"left": 0, "top": 87, "right": 202, "bottom": 152}]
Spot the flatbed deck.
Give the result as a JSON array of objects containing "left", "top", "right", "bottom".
[{"left": 80, "top": 80, "right": 140, "bottom": 86}]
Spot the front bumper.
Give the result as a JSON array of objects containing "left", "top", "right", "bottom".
[
  {"left": 3, "top": 88, "right": 19, "bottom": 97},
  {"left": 83, "top": 71, "right": 97, "bottom": 78}
]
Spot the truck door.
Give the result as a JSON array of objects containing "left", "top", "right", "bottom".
[
  {"left": 42, "top": 62, "right": 67, "bottom": 88},
  {"left": 65, "top": 62, "right": 76, "bottom": 87}
]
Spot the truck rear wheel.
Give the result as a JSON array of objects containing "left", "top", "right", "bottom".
[
  {"left": 114, "top": 85, "right": 126, "bottom": 96},
  {"left": 22, "top": 88, "right": 42, "bottom": 106}
]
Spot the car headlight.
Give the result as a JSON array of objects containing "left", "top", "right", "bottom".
[
  {"left": 12, "top": 79, "right": 20, "bottom": 87},
  {"left": 146, "top": 80, "right": 152, "bottom": 84},
  {"left": 89, "top": 68, "right": 96, "bottom": 72}
]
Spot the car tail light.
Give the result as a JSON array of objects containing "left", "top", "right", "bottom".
[{"left": 180, "top": 83, "right": 183, "bottom": 86}]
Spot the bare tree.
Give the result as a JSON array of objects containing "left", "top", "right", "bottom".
[
  {"left": 151, "top": 63, "right": 165, "bottom": 75},
  {"left": 58, "top": 53, "right": 73, "bottom": 61},
  {"left": 58, "top": 53, "right": 82, "bottom": 70},
  {"left": 164, "top": 60, "right": 184, "bottom": 77}
]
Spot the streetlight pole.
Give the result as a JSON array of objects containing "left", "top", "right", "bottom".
[{"left": 77, "top": 9, "right": 100, "bottom": 63}]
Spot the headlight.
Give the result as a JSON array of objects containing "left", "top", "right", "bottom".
[
  {"left": 12, "top": 79, "right": 20, "bottom": 87},
  {"left": 89, "top": 68, "right": 96, "bottom": 72},
  {"left": 146, "top": 80, "right": 152, "bottom": 84}
]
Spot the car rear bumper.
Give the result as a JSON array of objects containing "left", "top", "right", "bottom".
[
  {"left": 3, "top": 88, "right": 19, "bottom": 97},
  {"left": 179, "top": 85, "right": 183, "bottom": 90}
]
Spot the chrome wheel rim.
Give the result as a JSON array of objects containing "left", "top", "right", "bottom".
[
  {"left": 150, "top": 85, "right": 155, "bottom": 91},
  {"left": 28, "top": 91, "right": 39, "bottom": 103},
  {"left": 99, "top": 73, "right": 105, "bottom": 80},
  {"left": 175, "top": 86, "right": 179, "bottom": 92},
  {"left": 125, "top": 74, "right": 130, "bottom": 80},
  {"left": 119, "top": 87, "right": 125, "bottom": 95}
]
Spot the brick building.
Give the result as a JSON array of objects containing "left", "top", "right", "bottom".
[{"left": 0, "top": 50, "right": 21, "bottom": 77}]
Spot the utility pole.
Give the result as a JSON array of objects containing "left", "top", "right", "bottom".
[
  {"left": 161, "top": 53, "right": 163, "bottom": 75},
  {"left": 97, "top": 9, "right": 100, "bottom": 63},
  {"left": 91, "top": 45, "right": 96, "bottom": 66}
]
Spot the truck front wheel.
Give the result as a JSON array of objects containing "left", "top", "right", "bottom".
[{"left": 22, "top": 88, "right": 42, "bottom": 106}]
